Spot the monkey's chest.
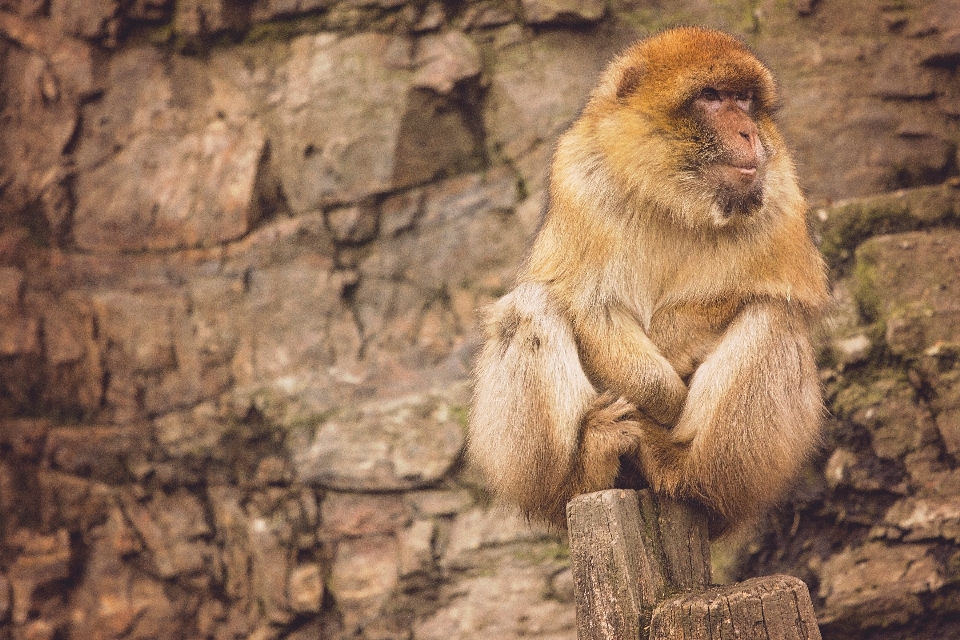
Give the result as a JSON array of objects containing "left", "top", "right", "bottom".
[{"left": 648, "top": 299, "right": 741, "bottom": 381}]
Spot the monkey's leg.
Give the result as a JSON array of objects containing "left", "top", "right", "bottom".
[
  {"left": 636, "top": 302, "right": 821, "bottom": 527},
  {"left": 468, "top": 283, "right": 645, "bottom": 527}
]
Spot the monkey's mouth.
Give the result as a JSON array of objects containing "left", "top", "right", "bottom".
[{"left": 717, "top": 163, "right": 759, "bottom": 190}]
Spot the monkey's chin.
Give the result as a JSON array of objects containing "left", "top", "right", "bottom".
[
  {"left": 698, "top": 165, "right": 765, "bottom": 226},
  {"left": 708, "top": 184, "right": 764, "bottom": 226},
  {"left": 707, "top": 204, "right": 737, "bottom": 227}
]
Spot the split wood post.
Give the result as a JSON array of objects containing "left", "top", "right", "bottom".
[{"left": 567, "top": 488, "right": 821, "bottom": 640}]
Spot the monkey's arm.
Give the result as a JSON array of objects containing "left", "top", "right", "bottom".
[
  {"left": 572, "top": 302, "right": 688, "bottom": 426},
  {"left": 468, "top": 282, "right": 648, "bottom": 526},
  {"left": 635, "top": 301, "right": 822, "bottom": 527}
]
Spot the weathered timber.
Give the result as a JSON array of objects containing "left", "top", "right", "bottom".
[
  {"left": 567, "top": 489, "right": 711, "bottom": 640},
  {"left": 568, "top": 489, "right": 821, "bottom": 640},
  {"left": 635, "top": 489, "right": 712, "bottom": 594},
  {"left": 567, "top": 490, "right": 646, "bottom": 640},
  {"left": 648, "top": 574, "right": 822, "bottom": 640}
]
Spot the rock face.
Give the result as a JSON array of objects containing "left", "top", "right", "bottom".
[{"left": 0, "top": 1, "right": 959, "bottom": 639}]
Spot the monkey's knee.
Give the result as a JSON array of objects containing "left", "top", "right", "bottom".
[{"left": 483, "top": 282, "right": 569, "bottom": 356}]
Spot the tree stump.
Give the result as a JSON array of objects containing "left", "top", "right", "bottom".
[
  {"left": 567, "top": 489, "right": 711, "bottom": 639},
  {"left": 567, "top": 489, "right": 821, "bottom": 640},
  {"left": 649, "top": 575, "right": 821, "bottom": 640}
]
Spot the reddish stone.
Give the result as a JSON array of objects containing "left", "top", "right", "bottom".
[{"left": 321, "top": 493, "right": 409, "bottom": 540}]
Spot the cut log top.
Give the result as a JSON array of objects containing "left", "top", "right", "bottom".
[{"left": 567, "top": 489, "right": 821, "bottom": 640}]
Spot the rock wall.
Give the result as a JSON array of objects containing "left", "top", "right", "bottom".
[{"left": 0, "top": 0, "right": 959, "bottom": 639}]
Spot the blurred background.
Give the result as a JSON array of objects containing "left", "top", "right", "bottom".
[{"left": 1, "top": 0, "right": 960, "bottom": 638}]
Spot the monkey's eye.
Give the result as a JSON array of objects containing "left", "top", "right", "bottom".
[
  {"left": 700, "top": 87, "right": 722, "bottom": 102},
  {"left": 735, "top": 91, "right": 754, "bottom": 112}
]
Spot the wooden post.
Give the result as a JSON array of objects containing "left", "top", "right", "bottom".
[
  {"left": 649, "top": 575, "right": 821, "bottom": 640},
  {"left": 567, "top": 489, "right": 821, "bottom": 640},
  {"left": 566, "top": 490, "right": 645, "bottom": 640},
  {"left": 567, "top": 489, "right": 710, "bottom": 639}
]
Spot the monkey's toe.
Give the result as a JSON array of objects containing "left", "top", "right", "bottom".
[{"left": 588, "top": 391, "right": 642, "bottom": 424}]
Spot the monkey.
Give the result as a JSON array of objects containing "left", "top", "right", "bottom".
[{"left": 467, "top": 27, "right": 829, "bottom": 534}]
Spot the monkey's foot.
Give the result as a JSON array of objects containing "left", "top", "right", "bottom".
[{"left": 566, "top": 392, "right": 649, "bottom": 497}]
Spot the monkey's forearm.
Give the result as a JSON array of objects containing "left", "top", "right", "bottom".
[{"left": 574, "top": 304, "right": 687, "bottom": 426}]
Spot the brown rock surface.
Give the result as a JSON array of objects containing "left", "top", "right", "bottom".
[
  {"left": 521, "top": 0, "right": 606, "bottom": 24},
  {"left": 2, "top": 1, "right": 960, "bottom": 639}
]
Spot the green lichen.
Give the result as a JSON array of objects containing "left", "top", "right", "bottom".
[
  {"left": 611, "top": 8, "right": 686, "bottom": 33},
  {"left": 449, "top": 405, "right": 470, "bottom": 430},
  {"left": 515, "top": 176, "right": 529, "bottom": 202},
  {"left": 852, "top": 245, "right": 886, "bottom": 327},
  {"left": 142, "top": 22, "right": 175, "bottom": 47},
  {"left": 244, "top": 14, "right": 328, "bottom": 44},
  {"left": 740, "top": 0, "right": 762, "bottom": 34},
  {"left": 830, "top": 377, "right": 890, "bottom": 419},
  {"left": 817, "top": 185, "right": 960, "bottom": 273},
  {"left": 879, "top": 0, "right": 916, "bottom": 11},
  {"left": 512, "top": 541, "right": 569, "bottom": 564},
  {"left": 819, "top": 197, "right": 917, "bottom": 270}
]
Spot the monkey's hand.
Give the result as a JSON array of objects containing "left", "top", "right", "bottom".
[{"left": 582, "top": 391, "right": 645, "bottom": 453}]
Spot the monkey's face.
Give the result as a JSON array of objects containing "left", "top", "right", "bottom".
[
  {"left": 686, "top": 86, "right": 770, "bottom": 222},
  {"left": 582, "top": 27, "right": 786, "bottom": 231}
]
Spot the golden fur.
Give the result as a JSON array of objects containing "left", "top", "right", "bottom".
[{"left": 468, "top": 27, "right": 829, "bottom": 531}]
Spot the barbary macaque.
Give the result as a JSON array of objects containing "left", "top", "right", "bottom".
[{"left": 468, "top": 27, "right": 829, "bottom": 533}]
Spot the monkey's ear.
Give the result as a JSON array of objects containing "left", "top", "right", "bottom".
[{"left": 616, "top": 65, "right": 644, "bottom": 101}]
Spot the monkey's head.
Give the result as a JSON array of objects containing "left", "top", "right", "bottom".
[{"left": 574, "top": 27, "right": 792, "bottom": 230}]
